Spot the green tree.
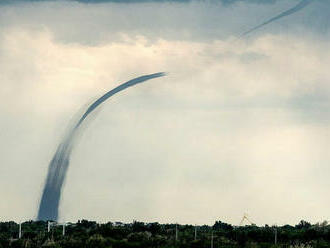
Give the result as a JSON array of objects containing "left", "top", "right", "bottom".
[
  {"left": 42, "top": 240, "right": 61, "bottom": 248},
  {"left": 86, "top": 234, "right": 106, "bottom": 248}
]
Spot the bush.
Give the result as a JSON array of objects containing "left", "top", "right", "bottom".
[{"left": 86, "top": 234, "right": 106, "bottom": 248}]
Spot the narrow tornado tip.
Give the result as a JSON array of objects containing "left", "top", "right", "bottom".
[
  {"left": 239, "top": 0, "right": 314, "bottom": 38},
  {"left": 153, "top": 72, "right": 168, "bottom": 77}
]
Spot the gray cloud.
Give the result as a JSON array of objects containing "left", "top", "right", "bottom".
[
  {"left": 1, "top": 0, "right": 277, "bottom": 4},
  {"left": 0, "top": 0, "right": 329, "bottom": 225},
  {"left": 0, "top": 0, "right": 328, "bottom": 46}
]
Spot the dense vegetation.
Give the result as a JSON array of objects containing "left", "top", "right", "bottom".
[{"left": 0, "top": 219, "right": 329, "bottom": 248}]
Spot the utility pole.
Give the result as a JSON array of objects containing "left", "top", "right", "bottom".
[
  {"left": 19, "top": 223, "right": 21, "bottom": 239},
  {"left": 274, "top": 227, "right": 277, "bottom": 245},
  {"left": 62, "top": 223, "right": 66, "bottom": 236},
  {"left": 48, "top": 221, "right": 51, "bottom": 233},
  {"left": 211, "top": 231, "right": 214, "bottom": 248},
  {"left": 175, "top": 224, "right": 178, "bottom": 242},
  {"left": 194, "top": 225, "right": 197, "bottom": 241}
]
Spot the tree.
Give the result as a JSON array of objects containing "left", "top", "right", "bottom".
[
  {"left": 213, "top": 221, "right": 233, "bottom": 231},
  {"left": 86, "top": 234, "right": 106, "bottom": 248},
  {"left": 42, "top": 240, "right": 61, "bottom": 248},
  {"left": 296, "top": 221, "right": 312, "bottom": 229}
]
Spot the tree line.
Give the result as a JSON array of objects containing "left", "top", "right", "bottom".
[{"left": 0, "top": 219, "right": 329, "bottom": 248}]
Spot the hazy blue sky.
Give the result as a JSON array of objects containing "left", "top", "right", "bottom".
[{"left": 0, "top": 0, "right": 329, "bottom": 225}]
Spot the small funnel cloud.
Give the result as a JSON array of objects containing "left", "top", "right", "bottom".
[
  {"left": 37, "top": 72, "right": 166, "bottom": 221},
  {"left": 240, "top": 0, "right": 314, "bottom": 37}
]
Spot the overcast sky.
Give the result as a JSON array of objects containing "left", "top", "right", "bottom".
[{"left": 0, "top": 0, "right": 329, "bottom": 226}]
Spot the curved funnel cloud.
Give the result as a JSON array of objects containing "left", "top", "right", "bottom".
[
  {"left": 241, "top": 0, "right": 314, "bottom": 37},
  {"left": 37, "top": 72, "right": 166, "bottom": 221}
]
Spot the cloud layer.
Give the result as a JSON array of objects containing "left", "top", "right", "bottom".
[{"left": 0, "top": 0, "right": 329, "bottom": 225}]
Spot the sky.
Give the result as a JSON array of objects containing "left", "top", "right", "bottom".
[{"left": 0, "top": 0, "right": 329, "bottom": 226}]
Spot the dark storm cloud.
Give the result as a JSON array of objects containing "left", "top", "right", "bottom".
[
  {"left": 1, "top": 0, "right": 327, "bottom": 45},
  {"left": 0, "top": 0, "right": 278, "bottom": 5}
]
